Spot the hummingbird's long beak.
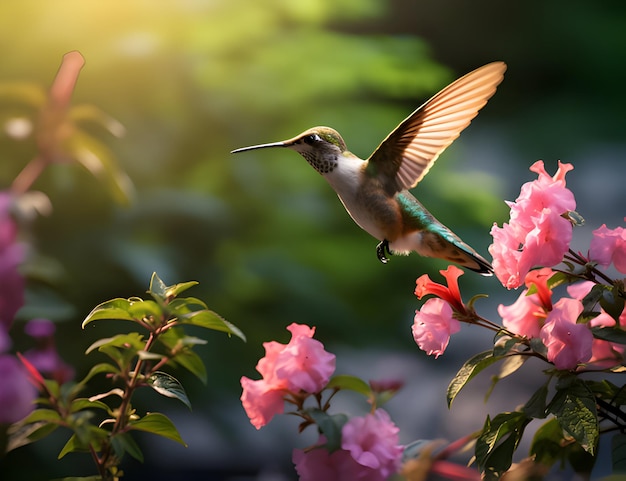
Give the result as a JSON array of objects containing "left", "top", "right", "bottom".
[{"left": 231, "top": 141, "right": 288, "bottom": 154}]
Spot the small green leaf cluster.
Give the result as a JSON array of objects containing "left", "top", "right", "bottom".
[{"left": 8, "top": 273, "right": 243, "bottom": 481}]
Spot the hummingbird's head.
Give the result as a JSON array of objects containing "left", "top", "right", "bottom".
[{"left": 231, "top": 127, "right": 347, "bottom": 175}]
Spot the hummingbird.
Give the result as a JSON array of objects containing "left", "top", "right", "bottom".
[{"left": 232, "top": 62, "right": 506, "bottom": 275}]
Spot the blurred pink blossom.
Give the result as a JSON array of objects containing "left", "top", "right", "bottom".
[
  {"left": 293, "top": 439, "right": 379, "bottom": 481},
  {"left": 23, "top": 319, "right": 75, "bottom": 385},
  {"left": 0, "top": 354, "right": 37, "bottom": 424},
  {"left": 540, "top": 298, "right": 592, "bottom": 370},
  {"left": 240, "top": 323, "right": 336, "bottom": 429},
  {"left": 489, "top": 161, "right": 575, "bottom": 289},
  {"left": 590, "top": 224, "right": 626, "bottom": 273},
  {"left": 412, "top": 298, "right": 460, "bottom": 358},
  {"left": 0, "top": 192, "right": 25, "bottom": 332},
  {"left": 341, "top": 409, "right": 403, "bottom": 478}
]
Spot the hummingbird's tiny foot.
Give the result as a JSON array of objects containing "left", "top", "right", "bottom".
[{"left": 376, "top": 239, "right": 392, "bottom": 264}]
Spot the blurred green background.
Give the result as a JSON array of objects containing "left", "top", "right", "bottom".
[{"left": 1, "top": 0, "right": 625, "bottom": 479}]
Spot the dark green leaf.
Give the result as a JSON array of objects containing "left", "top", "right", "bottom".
[
  {"left": 112, "top": 432, "right": 144, "bottom": 462},
  {"left": 476, "top": 412, "right": 529, "bottom": 480},
  {"left": 169, "top": 349, "right": 207, "bottom": 384},
  {"left": 70, "top": 398, "right": 112, "bottom": 415},
  {"left": 492, "top": 335, "right": 520, "bottom": 357},
  {"left": 306, "top": 408, "right": 348, "bottom": 452},
  {"left": 326, "top": 375, "right": 371, "bottom": 396},
  {"left": 591, "top": 327, "right": 626, "bottom": 345},
  {"left": 58, "top": 426, "right": 109, "bottom": 459},
  {"left": 128, "top": 412, "right": 187, "bottom": 446},
  {"left": 548, "top": 378, "right": 598, "bottom": 454},
  {"left": 147, "top": 371, "right": 192, "bottom": 409},
  {"left": 600, "top": 286, "right": 625, "bottom": 323},
  {"left": 447, "top": 350, "right": 502, "bottom": 407},
  {"left": 612, "top": 434, "right": 626, "bottom": 473},
  {"left": 523, "top": 384, "right": 549, "bottom": 419},
  {"left": 529, "top": 418, "right": 564, "bottom": 467}
]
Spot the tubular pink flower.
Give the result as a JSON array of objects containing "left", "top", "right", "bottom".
[
  {"left": 412, "top": 298, "right": 460, "bottom": 358},
  {"left": 415, "top": 265, "right": 466, "bottom": 314},
  {"left": 590, "top": 224, "right": 626, "bottom": 273},
  {"left": 540, "top": 298, "right": 592, "bottom": 370}
]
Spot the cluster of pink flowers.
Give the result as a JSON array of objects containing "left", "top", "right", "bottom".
[
  {"left": 241, "top": 323, "right": 404, "bottom": 481},
  {"left": 489, "top": 160, "right": 576, "bottom": 289},
  {"left": 240, "top": 323, "right": 336, "bottom": 429},
  {"left": 410, "top": 160, "right": 626, "bottom": 372},
  {"left": 499, "top": 268, "right": 625, "bottom": 370}
]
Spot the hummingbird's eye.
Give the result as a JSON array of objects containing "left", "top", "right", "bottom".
[{"left": 304, "top": 134, "right": 322, "bottom": 145}]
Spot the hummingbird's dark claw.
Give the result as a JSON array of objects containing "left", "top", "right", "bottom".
[{"left": 376, "top": 239, "right": 392, "bottom": 264}]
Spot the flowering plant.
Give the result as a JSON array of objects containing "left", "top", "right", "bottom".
[{"left": 412, "top": 161, "right": 626, "bottom": 479}]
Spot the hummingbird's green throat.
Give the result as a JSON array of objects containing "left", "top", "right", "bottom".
[{"left": 232, "top": 62, "right": 507, "bottom": 275}]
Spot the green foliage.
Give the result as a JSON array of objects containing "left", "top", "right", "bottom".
[{"left": 8, "top": 273, "right": 241, "bottom": 480}]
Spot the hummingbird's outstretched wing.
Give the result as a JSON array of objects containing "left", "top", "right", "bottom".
[{"left": 367, "top": 62, "right": 506, "bottom": 194}]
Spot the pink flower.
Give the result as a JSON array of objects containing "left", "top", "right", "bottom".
[
  {"left": 240, "top": 323, "right": 336, "bottom": 429},
  {"left": 590, "top": 224, "right": 626, "bottom": 273},
  {"left": 0, "top": 354, "right": 37, "bottom": 424},
  {"left": 341, "top": 409, "right": 403, "bottom": 478},
  {"left": 412, "top": 298, "right": 460, "bottom": 358},
  {"left": 540, "top": 298, "right": 592, "bottom": 370},
  {"left": 489, "top": 161, "right": 575, "bottom": 289},
  {"left": 588, "top": 311, "right": 624, "bottom": 369},
  {"left": 240, "top": 377, "right": 286, "bottom": 429},
  {"left": 498, "top": 292, "right": 544, "bottom": 339}
]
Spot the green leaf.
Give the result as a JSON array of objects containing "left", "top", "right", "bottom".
[
  {"left": 169, "top": 349, "right": 207, "bottom": 384},
  {"left": 600, "top": 286, "right": 625, "bottom": 323},
  {"left": 78, "top": 362, "right": 119, "bottom": 385},
  {"left": 70, "top": 398, "right": 112, "bottom": 415},
  {"left": 20, "top": 408, "right": 62, "bottom": 424},
  {"left": 612, "top": 434, "right": 626, "bottom": 473},
  {"left": 179, "top": 309, "right": 246, "bottom": 342},
  {"left": 82, "top": 298, "right": 135, "bottom": 328},
  {"left": 548, "top": 378, "right": 598, "bottom": 454},
  {"left": 147, "top": 371, "right": 192, "bottom": 409},
  {"left": 165, "top": 281, "right": 199, "bottom": 300},
  {"left": 447, "top": 350, "right": 502, "bottom": 407},
  {"left": 128, "top": 412, "right": 187, "bottom": 447},
  {"left": 127, "top": 300, "right": 163, "bottom": 324},
  {"left": 326, "top": 375, "right": 372, "bottom": 397},
  {"left": 149, "top": 272, "right": 168, "bottom": 302},
  {"left": 112, "top": 432, "right": 144, "bottom": 463},
  {"left": 306, "top": 408, "right": 348, "bottom": 452},
  {"left": 529, "top": 418, "right": 564, "bottom": 467},
  {"left": 58, "top": 426, "right": 109, "bottom": 459},
  {"left": 85, "top": 332, "right": 145, "bottom": 355},
  {"left": 476, "top": 412, "right": 529, "bottom": 480},
  {"left": 7, "top": 421, "right": 59, "bottom": 452}
]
